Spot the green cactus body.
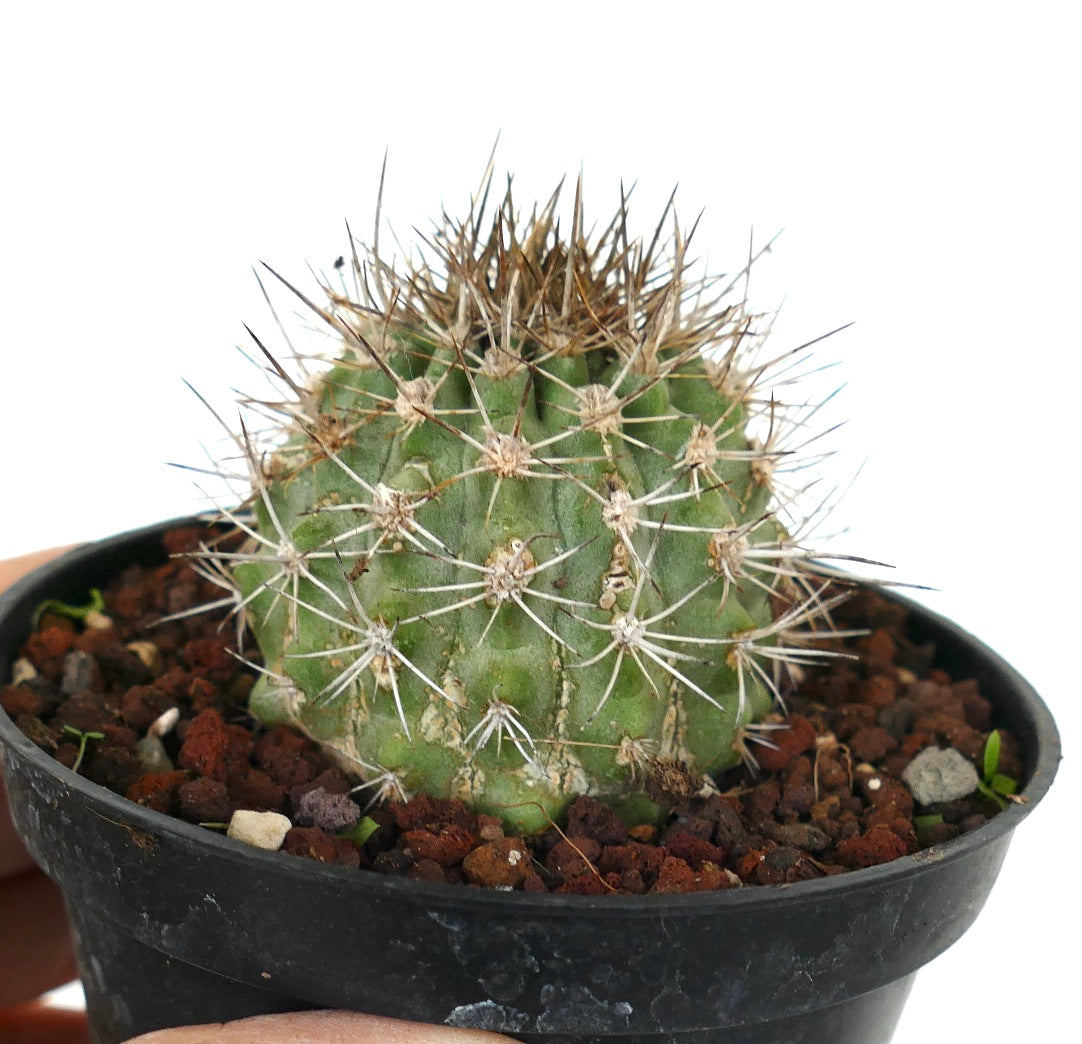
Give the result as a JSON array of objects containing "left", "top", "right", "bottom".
[{"left": 225, "top": 177, "right": 833, "bottom": 833}]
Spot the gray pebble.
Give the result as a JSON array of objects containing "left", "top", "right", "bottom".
[
  {"left": 61, "top": 650, "right": 95, "bottom": 694},
  {"left": 768, "top": 822, "right": 831, "bottom": 852},
  {"left": 295, "top": 786, "right": 361, "bottom": 832},
  {"left": 902, "top": 746, "right": 980, "bottom": 805}
]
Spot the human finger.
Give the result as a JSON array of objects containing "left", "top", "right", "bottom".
[
  {"left": 0, "top": 547, "right": 75, "bottom": 593},
  {"left": 1, "top": 547, "right": 75, "bottom": 877},
  {"left": 0, "top": 865, "right": 82, "bottom": 1007},
  {"left": 0, "top": 1000, "right": 89, "bottom": 1044},
  {"left": 125, "top": 1009, "right": 517, "bottom": 1043}
]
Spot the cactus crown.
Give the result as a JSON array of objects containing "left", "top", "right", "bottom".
[{"left": 207, "top": 167, "right": 850, "bottom": 833}]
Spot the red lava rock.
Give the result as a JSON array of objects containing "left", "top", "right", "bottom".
[
  {"left": 847, "top": 726, "right": 899, "bottom": 763},
  {"left": 223, "top": 723, "right": 256, "bottom": 771},
  {"left": 664, "top": 832, "right": 728, "bottom": 870},
  {"left": 283, "top": 826, "right": 361, "bottom": 868},
  {"left": 663, "top": 809, "right": 714, "bottom": 842},
  {"left": 959, "top": 813, "right": 988, "bottom": 834},
  {"left": 598, "top": 842, "right": 667, "bottom": 881},
  {"left": 753, "top": 714, "right": 817, "bottom": 772},
  {"left": 813, "top": 748, "right": 852, "bottom": 791},
  {"left": 126, "top": 770, "right": 191, "bottom": 814},
  {"left": 462, "top": 838, "right": 532, "bottom": 888},
  {"left": 254, "top": 726, "right": 322, "bottom": 788},
  {"left": 391, "top": 794, "right": 477, "bottom": 834},
  {"left": 177, "top": 777, "right": 232, "bottom": 822},
  {"left": 74, "top": 626, "right": 123, "bottom": 660},
  {"left": 227, "top": 768, "right": 286, "bottom": 813},
  {"left": 546, "top": 836, "right": 602, "bottom": 883},
  {"left": 99, "top": 723, "right": 138, "bottom": 749},
  {"left": 152, "top": 668, "right": 194, "bottom": 703},
  {"left": 52, "top": 692, "right": 113, "bottom": 733},
  {"left": 732, "top": 847, "right": 770, "bottom": 881},
  {"left": 400, "top": 825, "right": 476, "bottom": 867},
  {"left": 408, "top": 857, "right": 449, "bottom": 884},
  {"left": 812, "top": 664, "right": 861, "bottom": 706},
  {"left": 290, "top": 768, "right": 353, "bottom": 811},
  {"left": 742, "top": 779, "right": 781, "bottom": 828},
  {"left": 477, "top": 814, "right": 505, "bottom": 841},
  {"left": 83, "top": 741, "right": 145, "bottom": 794},
  {"left": 911, "top": 681, "right": 960, "bottom": 715},
  {"left": 752, "top": 846, "right": 820, "bottom": 885},
  {"left": 921, "top": 820, "right": 961, "bottom": 846},
  {"left": 857, "top": 771, "right": 913, "bottom": 817},
  {"left": 182, "top": 638, "right": 236, "bottom": 683},
  {"left": 109, "top": 582, "right": 146, "bottom": 621},
  {"left": 178, "top": 708, "right": 231, "bottom": 782},
  {"left": 522, "top": 870, "right": 549, "bottom": 893},
  {"left": 710, "top": 800, "right": 750, "bottom": 848},
  {"left": 1, "top": 684, "right": 45, "bottom": 719},
  {"left": 781, "top": 756, "right": 817, "bottom": 817},
  {"left": 24, "top": 627, "right": 76, "bottom": 681},
  {"left": 956, "top": 680, "right": 993, "bottom": 731},
  {"left": 120, "top": 685, "right": 176, "bottom": 733},
  {"left": 859, "top": 674, "right": 898, "bottom": 709},
  {"left": 836, "top": 825, "right": 909, "bottom": 868},
  {"left": 555, "top": 873, "right": 611, "bottom": 896},
  {"left": 860, "top": 629, "right": 897, "bottom": 673},
  {"left": 831, "top": 703, "right": 877, "bottom": 740},
  {"left": 565, "top": 795, "right": 628, "bottom": 844},
  {"left": 652, "top": 856, "right": 732, "bottom": 893},
  {"left": 863, "top": 810, "right": 917, "bottom": 852},
  {"left": 372, "top": 848, "right": 414, "bottom": 876},
  {"left": 614, "top": 869, "right": 647, "bottom": 894}
]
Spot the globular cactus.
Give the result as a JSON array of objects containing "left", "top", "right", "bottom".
[{"left": 211, "top": 170, "right": 848, "bottom": 833}]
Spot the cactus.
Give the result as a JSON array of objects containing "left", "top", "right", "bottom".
[{"left": 209, "top": 169, "right": 850, "bottom": 833}]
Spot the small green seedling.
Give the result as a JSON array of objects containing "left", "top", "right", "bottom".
[
  {"left": 33, "top": 588, "right": 105, "bottom": 628},
  {"left": 62, "top": 724, "right": 105, "bottom": 775},
  {"left": 913, "top": 812, "right": 945, "bottom": 846},
  {"left": 339, "top": 816, "right": 380, "bottom": 846},
  {"left": 976, "top": 730, "right": 1019, "bottom": 809}
]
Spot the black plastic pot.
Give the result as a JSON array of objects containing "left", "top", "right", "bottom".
[{"left": 0, "top": 521, "right": 1061, "bottom": 1044}]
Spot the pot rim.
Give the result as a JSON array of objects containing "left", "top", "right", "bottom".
[{"left": 0, "top": 517, "right": 1062, "bottom": 916}]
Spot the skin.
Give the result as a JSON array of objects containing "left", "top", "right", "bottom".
[{"left": 0, "top": 549, "right": 514, "bottom": 1044}]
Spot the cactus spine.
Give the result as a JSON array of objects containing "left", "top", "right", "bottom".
[{"left": 214, "top": 170, "right": 845, "bottom": 833}]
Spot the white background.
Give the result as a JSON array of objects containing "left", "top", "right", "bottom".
[{"left": 2, "top": 2, "right": 1076, "bottom": 1038}]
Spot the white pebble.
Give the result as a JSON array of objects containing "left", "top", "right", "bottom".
[
  {"left": 126, "top": 640, "right": 163, "bottom": 675},
  {"left": 148, "top": 706, "right": 180, "bottom": 738},
  {"left": 11, "top": 657, "right": 37, "bottom": 685},
  {"left": 227, "top": 810, "right": 293, "bottom": 851},
  {"left": 902, "top": 746, "right": 980, "bottom": 805},
  {"left": 84, "top": 609, "right": 114, "bottom": 631}
]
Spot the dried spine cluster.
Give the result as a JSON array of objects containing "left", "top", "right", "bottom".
[{"left": 208, "top": 170, "right": 852, "bottom": 832}]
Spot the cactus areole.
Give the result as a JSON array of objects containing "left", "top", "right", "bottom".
[{"left": 221, "top": 172, "right": 850, "bottom": 833}]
